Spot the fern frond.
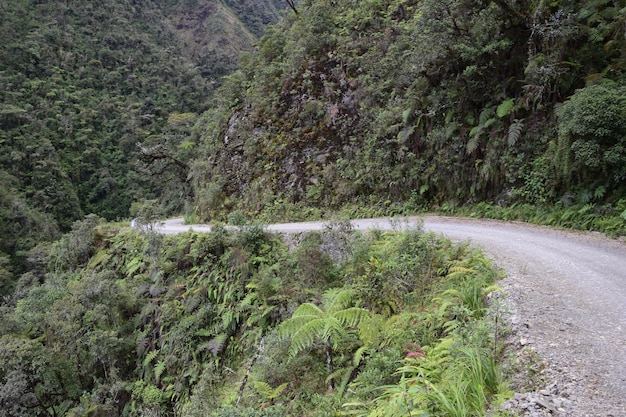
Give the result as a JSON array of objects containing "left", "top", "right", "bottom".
[
  {"left": 287, "top": 318, "right": 325, "bottom": 357},
  {"left": 239, "top": 292, "right": 257, "bottom": 309},
  {"left": 196, "top": 334, "right": 228, "bottom": 356},
  {"left": 443, "top": 319, "right": 462, "bottom": 333},
  {"left": 507, "top": 118, "right": 525, "bottom": 146},
  {"left": 253, "top": 380, "right": 273, "bottom": 398},
  {"left": 402, "top": 108, "right": 412, "bottom": 125},
  {"left": 441, "top": 289, "right": 462, "bottom": 299},
  {"left": 483, "top": 117, "right": 497, "bottom": 129},
  {"left": 322, "top": 316, "right": 347, "bottom": 345},
  {"left": 325, "top": 367, "right": 348, "bottom": 387},
  {"left": 185, "top": 294, "right": 203, "bottom": 312},
  {"left": 435, "top": 300, "right": 454, "bottom": 317},
  {"left": 253, "top": 381, "right": 288, "bottom": 400},
  {"left": 334, "top": 307, "right": 371, "bottom": 328},
  {"left": 154, "top": 359, "right": 166, "bottom": 383},
  {"left": 466, "top": 134, "right": 480, "bottom": 155},
  {"left": 325, "top": 288, "right": 357, "bottom": 312},
  {"left": 497, "top": 98, "right": 515, "bottom": 118},
  {"left": 479, "top": 107, "right": 493, "bottom": 124},
  {"left": 207, "top": 333, "right": 228, "bottom": 356},
  {"left": 398, "top": 126, "right": 415, "bottom": 143},
  {"left": 293, "top": 302, "right": 326, "bottom": 319},
  {"left": 446, "top": 266, "right": 476, "bottom": 279},
  {"left": 481, "top": 285, "right": 504, "bottom": 297},
  {"left": 278, "top": 314, "right": 320, "bottom": 340},
  {"left": 195, "top": 329, "right": 212, "bottom": 337},
  {"left": 445, "top": 122, "right": 459, "bottom": 139},
  {"left": 87, "top": 251, "right": 111, "bottom": 270},
  {"left": 353, "top": 345, "right": 369, "bottom": 367},
  {"left": 143, "top": 350, "right": 159, "bottom": 367},
  {"left": 357, "top": 314, "right": 384, "bottom": 346},
  {"left": 125, "top": 257, "right": 144, "bottom": 277}
]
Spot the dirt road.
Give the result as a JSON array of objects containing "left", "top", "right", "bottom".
[{"left": 161, "top": 216, "right": 626, "bottom": 416}]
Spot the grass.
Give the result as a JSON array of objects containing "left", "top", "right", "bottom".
[
  {"left": 227, "top": 197, "right": 626, "bottom": 240},
  {"left": 434, "top": 201, "right": 626, "bottom": 238}
]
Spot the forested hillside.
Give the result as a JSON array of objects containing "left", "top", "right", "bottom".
[
  {"left": 190, "top": 0, "right": 625, "bottom": 220},
  {"left": 0, "top": 0, "right": 286, "bottom": 293}
]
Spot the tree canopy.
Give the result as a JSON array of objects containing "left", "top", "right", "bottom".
[{"left": 0, "top": 0, "right": 287, "bottom": 291}]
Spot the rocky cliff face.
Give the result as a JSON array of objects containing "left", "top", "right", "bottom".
[{"left": 189, "top": 0, "right": 626, "bottom": 220}]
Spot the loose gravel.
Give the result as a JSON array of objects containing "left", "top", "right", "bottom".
[{"left": 420, "top": 217, "right": 626, "bottom": 417}]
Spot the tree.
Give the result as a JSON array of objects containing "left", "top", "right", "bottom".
[
  {"left": 285, "top": 0, "right": 298, "bottom": 15},
  {"left": 278, "top": 288, "right": 369, "bottom": 391},
  {"left": 555, "top": 84, "right": 626, "bottom": 190}
]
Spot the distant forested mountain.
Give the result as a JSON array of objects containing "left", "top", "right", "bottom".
[
  {"left": 0, "top": 0, "right": 287, "bottom": 292},
  {"left": 189, "top": 0, "right": 625, "bottom": 220}
]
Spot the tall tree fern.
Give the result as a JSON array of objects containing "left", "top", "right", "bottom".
[{"left": 279, "top": 288, "right": 370, "bottom": 391}]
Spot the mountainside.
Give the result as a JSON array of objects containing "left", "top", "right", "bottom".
[
  {"left": 189, "top": 0, "right": 626, "bottom": 220},
  {"left": 0, "top": 0, "right": 286, "bottom": 290}
]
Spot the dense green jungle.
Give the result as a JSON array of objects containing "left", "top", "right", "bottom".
[
  {"left": 0, "top": 0, "right": 286, "bottom": 288},
  {"left": 1, "top": 215, "right": 510, "bottom": 416},
  {"left": 1, "top": 0, "right": 626, "bottom": 416}
]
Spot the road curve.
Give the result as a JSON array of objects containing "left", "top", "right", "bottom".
[{"left": 160, "top": 216, "right": 626, "bottom": 415}]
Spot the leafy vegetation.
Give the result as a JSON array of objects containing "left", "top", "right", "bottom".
[
  {"left": 2, "top": 1, "right": 625, "bottom": 415},
  {"left": 0, "top": 217, "right": 508, "bottom": 416},
  {"left": 0, "top": 0, "right": 287, "bottom": 294},
  {"left": 190, "top": 0, "right": 625, "bottom": 223}
]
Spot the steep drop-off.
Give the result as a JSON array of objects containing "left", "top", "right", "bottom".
[{"left": 0, "top": 0, "right": 287, "bottom": 291}]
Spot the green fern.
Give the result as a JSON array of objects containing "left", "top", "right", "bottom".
[
  {"left": 507, "top": 118, "right": 525, "bottom": 146},
  {"left": 497, "top": 98, "right": 515, "bottom": 118},
  {"left": 208, "top": 333, "right": 228, "bottom": 356},
  {"left": 253, "top": 381, "right": 287, "bottom": 401},
  {"left": 143, "top": 350, "right": 159, "bottom": 367},
  {"left": 466, "top": 134, "right": 480, "bottom": 155},
  {"left": 125, "top": 257, "right": 144, "bottom": 277},
  {"left": 154, "top": 359, "right": 166, "bottom": 383},
  {"left": 446, "top": 266, "right": 477, "bottom": 279},
  {"left": 279, "top": 288, "right": 371, "bottom": 391},
  {"left": 280, "top": 290, "right": 371, "bottom": 357},
  {"left": 86, "top": 250, "right": 111, "bottom": 270},
  {"left": 593, "top": 186, "right": 606, "bottom": 200}
]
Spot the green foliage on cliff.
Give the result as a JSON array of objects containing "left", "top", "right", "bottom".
[
  {"left": 0, "top": 0, "right": 286, "bottom": 292},
  {"left": 190, "top": 0, "right": 626, "bottom": 220},
  {"left": 0, "top": 217, "right": 506, "bottom": 416}
]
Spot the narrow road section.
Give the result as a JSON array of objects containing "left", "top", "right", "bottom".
[{"left": 161, "top": 216, "right": 626, "bottom": 416}]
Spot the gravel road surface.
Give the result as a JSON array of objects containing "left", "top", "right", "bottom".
[{"left": 160, "top": 216, "right": 626, "bottom": 416}]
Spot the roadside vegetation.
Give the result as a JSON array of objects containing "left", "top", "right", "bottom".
[
  {"left": 190, "top": 0, "right": 625, "bottom": 227},
  {"left": 0, "top": 216, "right": 511, "bottom": 416},
  {"left": 0, "top": 0, "right": 286, "bottom": 293}
]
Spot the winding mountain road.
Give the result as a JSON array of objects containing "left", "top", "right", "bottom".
[{"left": 161, "top": 216, "right": 626, "bottom": 416}]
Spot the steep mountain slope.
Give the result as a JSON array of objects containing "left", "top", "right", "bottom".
[
  {"left": 162, "top": 0, "right": 286, "bottom": 80},
  {"left": 0, "top": 0, "right": 286, "bottom": 292},
  {"left": 189, "top": 0, "right": 625, "bottom": 220}
]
